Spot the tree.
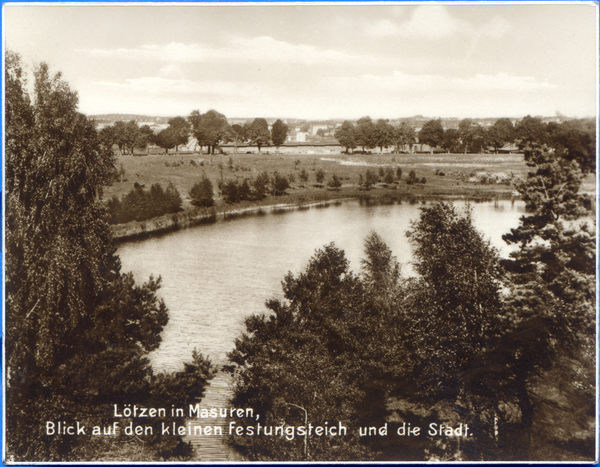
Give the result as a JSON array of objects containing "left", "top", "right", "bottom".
[
  {"left": 458, "top": 118, "right": 476, "bottom": 153},
  {"left": 228, "top": 123, "right": 246, "bottom": 154},
  {"left": 299, "top": 168, "right": 309, "bottom": 187},
  {"left": 252, "top": 171, "right": 270, "bottom": 199},
  {"left": 99, "top": 120, "right": 140, "bottom": 155},
  {"left": 471, "top": 124, "right": 490, "bottom": 153},
  {"left": 403, "top": 203, "right": 508, "bottom": 460},
  {"left": 374, "top": 119, "right": 394, "bottom": 153},
  {"left": 137, "top": 124, "right": 155, "bottom": 154},
  {"left": 514, "top": 115, "right": 548, "bottom": 149},
  {"left": 328, "top": 173, "right": 342, "bottom": 190},
  {"left": 361, "top": 232, "right": 401, "bottom": 312},
  {"left": 406, "top": 169, "right": 418, "bottom": 185},
  {"left": 488, "top": 118, "right": 514, "bottom": 153},
  {"left": 189, "top": 174, "right": 214, "bottom": 207},
  {"left": 166, "top": 116, "right": 191, "bottom": 154},
  {"left": 498, "top": 143, "right": 595, "bottom": 458},
  {"left": 228, "top": 244, "right": 383, "bottom": 461},
  {"left": 246, "top": 118, "right": 271, "bottom": 152},
  {"left": 98, "top": 124, "right": 119, "bottom": 153},
  {"left": 272, "top": 172, "right": 290, "bottom": 196},
  {"left": 355, "top": 116, "right": 377, "bottom": 152},
  {"left": 116, "top": 120, "right": 141, "bottom": 154},
  {"left": 383, "top": 167, "right": 395, "bottom": 184},
  {"left": 153, "top": 126, "right": 180, "bottom": 154},
  {"left": 271, "top": 119, "right": 289, "bottom": 149},
  {"left": 441, "top": 128, "right": 461, "bottom": 153},
  {"left": 335, "top": 121, "right": 357, "bottom": 153},
  {"left": 364, "top": 169, "right": 378, "bottom": 190},
  {"left": 547, "top": 118, "right": 596, "bottom": 173},
  {"left": 392, "top": 122, "right": 416, "bottom": 153},
  {"left": 418, "top": 119, "right": 444, "bottom": 153},
  {"left": 188, "top": 109, "right": 230, "bottom": 154},
  {"left": 5, "top": 52, "right": 213, "bottom": 461},
  {"left": 315, "top": 168, "right": 325, "bottom": 186}
]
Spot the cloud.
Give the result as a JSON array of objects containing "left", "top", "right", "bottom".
[
  {"left": 331, "top": 71, "right": 556, "bottom": 93},
  {"left": 93, "top": 77, "right": 244, "bottom": 96},
  {"left": 364, "top": 6, "right": 510, "bottom": 40},
  {"left": 368, "top": 19, "right": 403, "bottom": 37},
  {"left": 159, "top": 64, "right": 184, "bottom": 80},
  {"left": 79, "top": 37, "right": 366, "bottom": 68}
]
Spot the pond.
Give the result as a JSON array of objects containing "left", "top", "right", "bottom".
[{"left": 118, "top": 197, "right": 526, "bottom": 460}]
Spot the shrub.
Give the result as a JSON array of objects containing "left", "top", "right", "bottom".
[
  {"left": 406, "top": 169, "right": 418, "bottom": 185},
  {"left": 384, "top": 167, "right": 395, "bottom": 184},
  {"left": 315, "top": 168, "right": 325, "bottom": 185},
  {"left": 189, "top": 174, "right": 214, "bottom": 207},
  {"left": 365, "top": 169, "right": 378, "bottom": 190},
  {"left": 272, "top": 173, "right": 291, "bottom": 196},
  {"left": 107, "top": 182, "right": 183, "bottom": 224},
  {"left": 328, "top": 173, "right": 342, "bottom": 190}
]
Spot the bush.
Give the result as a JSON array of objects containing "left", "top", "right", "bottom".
[
  {"left": 406, "top": 169, "right": 418, "bottom": 185},
  {"left": 189, "top": 175, "right": 214, "bottom": 207},
  {"left": 272, "top": 173, "right": 290, "bottom": 196},
  {"left": 328, "top": 173, "right": 342, "bottom": 190},
  {"left": 315, "top": 168, "right": 325, "bottom": 185},
  {"left": 107, "top": 182, "right": 183, "bottom": 224},
  {"left": 384, "top": 167, "right": 395, "bottom": 184},
  {"left": 364, "top": 169, "right": 378, "bottom": 190},
  {"left": 253, "top": 171, "right": 270, "bottom": 199}
]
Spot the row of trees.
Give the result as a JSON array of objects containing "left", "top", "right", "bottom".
[
  {"left": 227, "top": 139, "right": 595, "bottom": 460},
  {"left": 99, "top": 112, "right": 291, "bottom": 155},
  {"left": 335, "top": 117, "right": 417, "bottom": 154},
  {"left": 6, "top": 53, "right": 215, "bottom": 461},
  {"left": 335, "top": 115, "right": 595, "bottom": 165},
  {"left": 106, "top": 182, "right": 183, "bottom": 225}
]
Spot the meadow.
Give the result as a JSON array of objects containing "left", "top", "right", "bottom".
[{"left": 104, "top": 150, "right": 595, "bottom": 240}]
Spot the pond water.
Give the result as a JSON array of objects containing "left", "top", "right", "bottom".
[{"left": 117, "top": 198, "right": 526, "bottom": 460}]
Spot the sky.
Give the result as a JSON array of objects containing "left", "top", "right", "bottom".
[{"left": 3, "top": 2, "right": 598, "bottom": 120}]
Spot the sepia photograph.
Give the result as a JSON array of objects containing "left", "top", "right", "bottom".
[{"left": 3, "top": 2, "right": 598, "bottom": 463}]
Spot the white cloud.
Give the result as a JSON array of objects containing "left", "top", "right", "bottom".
[
  {"left": 368, "top": 19, "right": 403, "bottom": 38},
  {"left": 93, "top": 77, "right": 245, "bottom": 96},
  {"left": 79, "top": 37, "right": 366, "bottom": 68},
  {"left": 364, "top": 6, "right": 510, "bottom": 40},
  {"left": 159, "top": 64, "right": 184, "bottom": 80},
  {"left": 333, "top": 71, "right": 556, "bottom": 92}
]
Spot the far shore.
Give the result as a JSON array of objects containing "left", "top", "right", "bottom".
[
  {"left": 106, "top": 151, "right": 595, "bottom": 243},
  {"left": 110, "top": 186, "right": 518, "bottom": 243}
]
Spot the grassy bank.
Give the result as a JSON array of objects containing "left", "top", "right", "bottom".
[{"left": 106, "top": 151, "right": 595, "bottom": 242}]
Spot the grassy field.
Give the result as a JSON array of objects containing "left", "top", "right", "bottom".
[{"left": 104, "top": 151, "right": 596, "bottom": 238}]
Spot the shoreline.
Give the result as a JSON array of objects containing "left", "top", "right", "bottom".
[{"left": 111, "top": 187, "right": 519, "bottom": 244}]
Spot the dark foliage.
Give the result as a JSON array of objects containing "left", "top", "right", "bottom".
[
  {"left": 189, "top": 174, "right": 215, "bottom": 207},
  {"left": 106, "top": 182, "right": 183, "bottom": 224},
  {"left": 5, "top": 52, "right": 214, "bottom": 462},
  {"left": 328, "top": 173, "right": 342, "bottom": 189},
  {"left": 272, "top": 172, "right": 291, "bottom": 196}
]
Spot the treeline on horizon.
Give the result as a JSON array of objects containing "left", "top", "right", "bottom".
[
  {"left": 5, "top": 53, "right": 597, "bottom": 462},
  {"left": 97, "top": 108, "right": 594, "bottom": 165},
  {"left": 98, "top": 111, "right": 290, "bottom": 155}
]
